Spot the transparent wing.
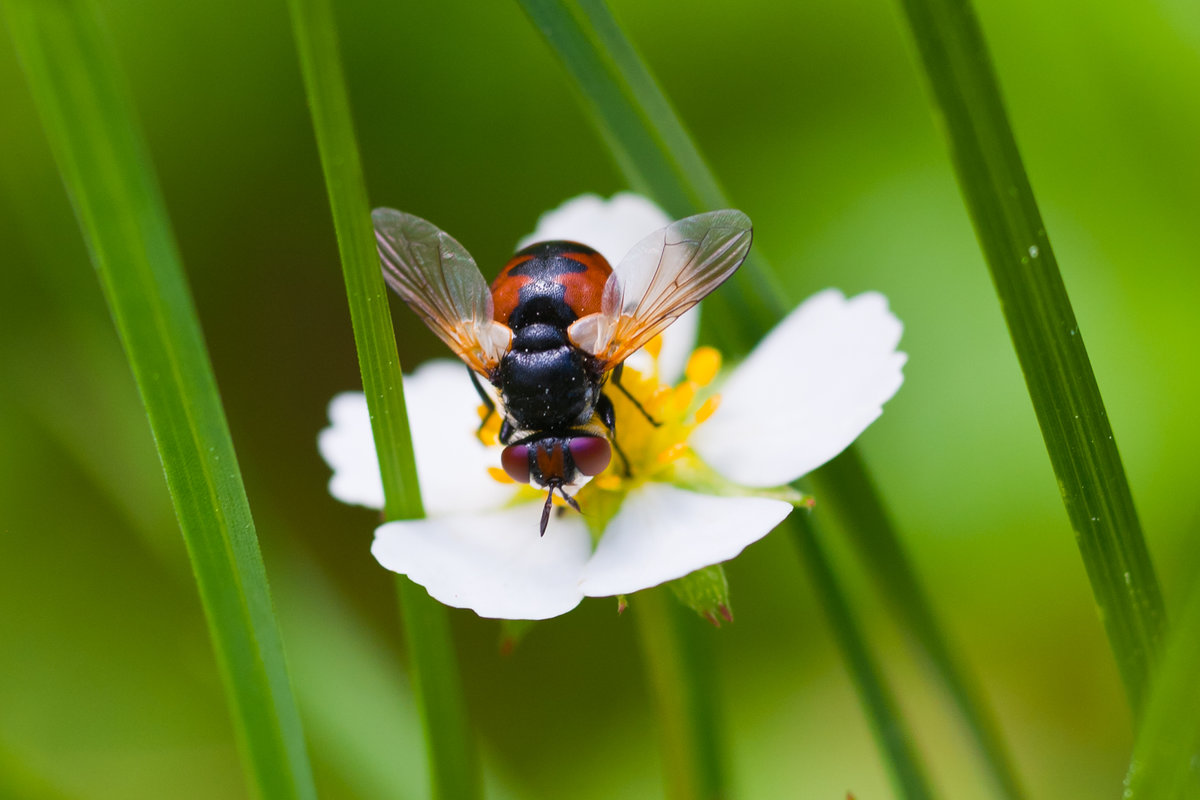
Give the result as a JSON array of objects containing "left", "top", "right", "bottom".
[
  {"left": 373, "top": 208, "right": 511, "bottom": 376},
  {"left": 571, "top": 209, "right": 751, "bottom": 370}
]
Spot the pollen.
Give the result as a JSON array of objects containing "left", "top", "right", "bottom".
[{"left": 656, "top": 442, "right": 688, "bottom": 465}]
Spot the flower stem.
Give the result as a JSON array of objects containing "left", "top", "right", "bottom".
[
  {"left": 287, "top": 0, "right": 482, "bottom": 796},
  {"left": 789, "top": 515, "right": 938, "bottom": 800},
  {"left": 633, "top": 589, "right": 727, "bottom": 800}
]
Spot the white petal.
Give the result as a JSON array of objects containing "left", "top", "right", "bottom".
[
  {"left": 318, "top": 361, "right": 515, "bottom": 516},
  {"left": 518, "top": 192, "right": 671, "bottom": 266},
  {"left": 578, "top": 484, "right": 792, "bottom": 597},
  {"left": 318, "top": 392, "right": 386, "bottom": 509},
  {"left": 402, "top": 361, "right": 516, "bottom": 516},
  {"left": 371, "top": 504, "right": 592, "bottom": 620},
  {"left": 691, "top": 290, "right": 906, "bottom": 487}
]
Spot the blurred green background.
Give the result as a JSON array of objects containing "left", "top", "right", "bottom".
[{"left": 3, "top": 0, "right": 1199, "bottom": 797}]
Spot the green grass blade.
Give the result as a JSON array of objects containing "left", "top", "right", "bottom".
[
  {"left": 4, "top": 2, "right": 316, "bottom": 798},
  {"left": 285, "top": 0, "right": 421, "bottom": 513},
  {"left": 633, "top": 589, "right": 728, "bottom": 800},
  {"left": 517, "top": 1, "right": 1021, "bottom": 794},
  {"left": 286, "top": 1, "right": 483, "bottom": 797},
  {"left": 517, "top": 0, "right": 786, "bottom": 351},
  {"left": 895, "top": 0, "right": 1166, "bottom": 715},
  {"left": 1125, "top": 560, "right": 1200, "bottom": 799},
  {"left": 790, "top": 516, "right": 937, "bottom": 800},
  {"left": 812, "top": 451, "right": 1024, "bottom": 799}
]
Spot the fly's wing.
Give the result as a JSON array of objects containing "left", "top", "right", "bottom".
[
  {"left": 373, "top": 208, "right": 512, "bottom": 376},
  {"left": 568, "top": 209, "right": 752, "bottom": 370}
]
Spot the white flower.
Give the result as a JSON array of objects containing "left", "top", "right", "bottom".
[{"left": 319, "top": 194, "right": 906, "bottom": 620}]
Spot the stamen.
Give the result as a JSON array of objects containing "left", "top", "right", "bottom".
[
  {"left": 685, "top": 346, "right": 722, "bottom": 386},
  {"left": 695, "top": 394, "right": 722, "bottom": 424},
  {"left": 669, "top": 382, "right": 696, "bottom": 413},
  {"left": 593, "top": 474, "right": 622, "bottom": 490},
  {"left": 477, "top": 405, "right": 502, "bottom": 446},
  {"left": 487, "top": 467, "right": 515, "bottom": 484}
]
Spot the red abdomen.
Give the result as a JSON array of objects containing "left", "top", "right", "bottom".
[{"left": 491, "top": 241, "right": 612, "bottom": 327}]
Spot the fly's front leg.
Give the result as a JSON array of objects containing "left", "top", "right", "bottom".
[
  {"left": 610, "top": 362, "right": 660, "bottom": 427},
  {"left": 596, "top": 394, "right": 632, "bottom": 476}
]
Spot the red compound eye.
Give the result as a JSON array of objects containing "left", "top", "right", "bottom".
[
  {"left": 501, "top": 444, "right": 531, "bottom": 483},
  {"left": 568, "top": 436, "right": 611, "bottom": 476}
]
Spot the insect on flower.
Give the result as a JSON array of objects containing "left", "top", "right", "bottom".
[{"left": 373, "top": 207, "right": 753, "bottom": 534}]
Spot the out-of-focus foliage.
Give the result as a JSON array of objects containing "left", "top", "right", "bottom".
[{"left": 2, "top": 0, "right": 1198, "bottom": 797}]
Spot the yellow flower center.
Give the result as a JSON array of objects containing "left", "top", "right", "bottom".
[
  {"left": 475, "top": 337, "right": 724, "bottom": 527},
  {"left": 479, "top": 339, "right": 720, "bottom": 514},
  {"left": 589, "top": 340, "right": 723, "bottom": 492}
]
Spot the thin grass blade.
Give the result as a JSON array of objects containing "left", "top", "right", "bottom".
[
  {"left": 790, "top": 515, "right": 938, "bottom": 800},
  {"left": 286, "top": 1, "right": 482, "bottom": 797},
  {"left": 633, "top": 588, "right": 728, "bottom": 800},
  {"left": 1125, "top": 557, "right": 1200, "bottom": 799},
  {"left": 811, "top": 450, "right": 1024, "bottom": 799},
  {"left": 518, "top": 0, "right": 786, "bottom": 350},
  {"left": 4, "top": 1, "right": 316, "bottom": 797},
  {"left": 516, "top": 2, "right": 1021, "bottom": 794},
  {"left": 894, "top": 0, "right": 1165, "bottom": 715}
]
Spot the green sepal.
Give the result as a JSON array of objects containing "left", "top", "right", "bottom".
[
  {"left": 498, "top": 619, "right": 536, "bottom": 656},
  {"left": 667, "top": 565, "right": 733, "bottom": 627},
  {"left": 575, "top": 481, "right": 626, "bottom": 541},
  {"left": 668, "top": 457, "right": 811, "bottom": 508}
]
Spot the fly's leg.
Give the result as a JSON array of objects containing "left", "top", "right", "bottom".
[
  {"left": 610, "top": 362, "right": 660, "bottom": 427},
  {"left": 596, "top": 394, "right": 632, "bottom": 476},
  {"left": 468, "top": 368, "right": 498, "bottom": 436}
]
